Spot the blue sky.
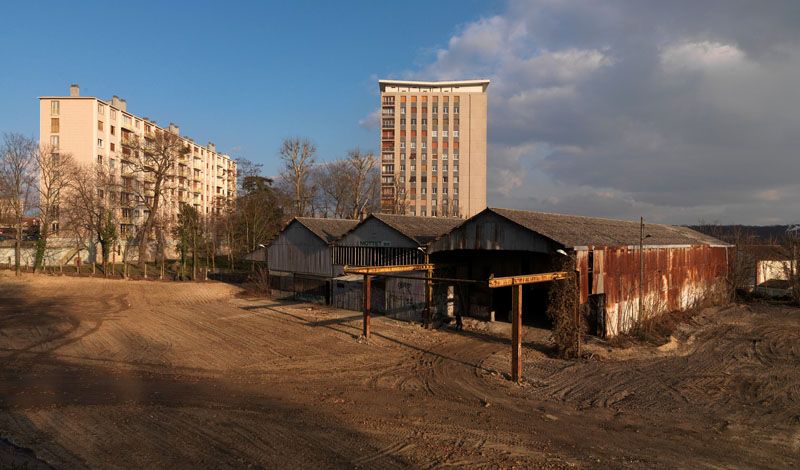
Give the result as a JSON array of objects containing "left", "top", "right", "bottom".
[{"left": 0, "top": 0, "right": 501, "bottom": 175}]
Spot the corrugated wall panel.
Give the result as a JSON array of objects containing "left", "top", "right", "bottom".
[{"left": 593, "top": 245, "right": 729, "bottom": 336}]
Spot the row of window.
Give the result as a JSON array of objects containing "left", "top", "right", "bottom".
[{"left": 397, "top": 106, "right": 459, "bottom": 115}]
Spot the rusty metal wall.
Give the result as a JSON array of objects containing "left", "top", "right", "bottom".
[{"left": 578, "top": 245, "right": 730, "bottom": 336}]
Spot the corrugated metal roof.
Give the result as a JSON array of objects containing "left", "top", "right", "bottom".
[
  {"left": 371, "top": 213, "right": 464, "bottom": 245},
  {"left": 489, "top": 208, "right": 729, "bottom": 248},
  {"left": 293, "top": 218, "right": 359, "bottom": 244}
]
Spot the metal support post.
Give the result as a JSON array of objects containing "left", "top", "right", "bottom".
[
  {"left": 425, "top": 267, "right": 433, "bottom": 328},
  {"left": 363, "top": 274, "right": 371, "bottom": 339},
  {"left": 511, "top": 284, "right": 523, "bottom": 383}
]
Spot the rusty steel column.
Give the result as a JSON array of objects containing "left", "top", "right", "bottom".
[
  {"left": 575, "top": 270, "right": 582, "bottom": 357},
  {"left": 511, "top": 283, "right": 522, "bottom": 383},
  {"left": 425, "top": 267, "right": 433, "bottom": 328},
  {"left": 363, "top": 274, "right": 371, "bottom": 338}
]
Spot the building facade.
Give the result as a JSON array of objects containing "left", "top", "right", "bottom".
[
  {"left": 378, "top": 79, "right": 489, "bottom": 218},
  {"left": 39, "top": 84, "right": 236, "bottom": 235}
]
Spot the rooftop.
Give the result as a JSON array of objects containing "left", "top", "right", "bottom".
[
  {"left": 370, "top": 213, "right": 464, "bottom": 246},
  {"left": 294, "top": 217, "right": 359, "bottom": 244},
  {"left": 379, "top": 79, "right": 490, "bottom": 89},
  {"left": 487, "top": 208, "right": 729, "bottom": 248}
]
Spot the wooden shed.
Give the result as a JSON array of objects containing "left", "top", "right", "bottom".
[
  {"left": 429, "top": 208, "right": 732, "bottom": 337},
  {"left": 331, "top": 213, "right": 462, "bottom": 318},
  {"left": 267, "top": 217, "right": 358, "bottom": 303}
]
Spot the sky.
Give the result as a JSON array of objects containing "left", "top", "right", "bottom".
[{"left": 1, "top": 0, "right": 798, "bottom": 225}]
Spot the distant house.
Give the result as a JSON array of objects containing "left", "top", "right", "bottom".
[
  {"left": 266, "top": 217, "right": 358, "bottom": 303},
  {"left": 740, "top": 245, "right": 797, "bottom": 296}
]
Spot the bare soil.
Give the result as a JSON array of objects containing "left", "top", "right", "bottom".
[{"left": 0, "top": 272, "right": 798, "bottom": 468}]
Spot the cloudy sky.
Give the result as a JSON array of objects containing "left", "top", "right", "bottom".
[
  {"left": 1, "top": 1, "right": 797, "bottom": 225},
  {"left": 395, "top": 0, "right": 800, "bottom": 225}
]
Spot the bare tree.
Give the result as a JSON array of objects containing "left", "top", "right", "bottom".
[
  {"left": 696, "top": 220, "right": 753, "bottom": 300},
  {"left": 386, "top": 179, "right": 410, "bottom": 215},
  {"left": 279, "top": 137, "right": 316, "bottom": 217},
  {"left": 237, "top": 175, "right": 284, "bottom": 263},
  {"left": 33, "top": 145, "right": 76, "bottom": 271},
  {"left": 63, "top": 164, "right": 119, "bottom": 273},
  {"left": 345, "top": 149, "right": 378, "bottom": 219},
  {"left": 125, "top": 127, "right": 188, "bottom": 267},
  {"left": 439, "top": 193, "right": 462, "bottom": 218},
  {"left": 0, "top": 133, "right": 36, "bottom": 276},
  {"left": 314, "top": 160, "right": 352, "bottom": 218}
]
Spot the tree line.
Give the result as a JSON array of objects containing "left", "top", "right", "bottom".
[{"left": 0, "top": 132, "right": 380, "bottom": 278}]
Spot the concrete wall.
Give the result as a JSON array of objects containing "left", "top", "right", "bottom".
[{"left": 757, "top": 259, "right": 796, "bottom": 285}]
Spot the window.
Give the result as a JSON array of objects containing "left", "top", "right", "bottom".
[
  {"left": 109, "top": 158, "right": 116, "bottom": 170},
  {"left": 110, "top": 126, "right": 116, "bottom": 136},
  {"left": 135, "top": 120, "right": 141, "bottom": 128},
  {"left": 111, "top": 109, "right": 117, "bottom": 120},
  {"left": 454, "top": 106, "right": 460, "bottom": 114},
  {"left": 50, "top": 135, "right": 59, "bottom": 149},
  {"left": 97, "top": 138, "right": 104, "bottom": 148},
  {"left": 110, "top": 142, "right": 115, "bottom": 151},
  {"left": 51, "top": 101, "right": 59, "bottom": 115},
  {"left": 123, "top": 115, "right": 132, "bottom": 127},
  {"left": 432, "top": 130, "right": 437, "bottom": 138},
  {"left": 98, "top": 120, "right": 104, "bottom": 132},
  {"left": 98, "top": 103, "right": 105, "bottom": 115},
  {"left": 453, "top": 130, "right": 459, "bottom": 138},
  {"left": 443, "top": 106, "right": 449, "bottom": 114},
  {"left": 443, "top": 130, "right": 448, "bottom": 138},
  {"left": 97, "top": 155, "right": 103, "bottom": 164},
  {"left": 51, "top": 118, "right": 59, "bottom": 133}
]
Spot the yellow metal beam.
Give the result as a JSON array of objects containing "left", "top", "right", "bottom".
[
  {"left": 488, "top": 271, "right": 571, "bottom": 288},
  {"left": 343, "top": 264, "right": 434, "bottom": 275}
]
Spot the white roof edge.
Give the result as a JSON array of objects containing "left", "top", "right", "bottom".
[{"left": 379, "top": 79, "right": 491, "bottom": 87}]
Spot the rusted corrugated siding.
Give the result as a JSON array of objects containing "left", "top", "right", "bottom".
[{"left": 583, "top": 245, "right": 729, "bottom": 336}]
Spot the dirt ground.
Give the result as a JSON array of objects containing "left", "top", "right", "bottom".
[{"left": 0, "top": 272, "right": 798, "bottom": 469}]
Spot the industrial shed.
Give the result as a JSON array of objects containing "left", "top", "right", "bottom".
[
  {"left": 331, "top": 213, "right": 462, "bottom": 317},
  {"left": 429, "top": 208, "right": 731, "bottom": 337},
  {"left": 267, "top": 217, "right": 358, "bottom": 303}
]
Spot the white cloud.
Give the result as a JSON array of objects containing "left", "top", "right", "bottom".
[
  {"left": 398, "top": 0, "right": 800, "bottom": 224},
  {"left": 358, "top": 108, "right": 381, "bottom": 130},
  {"left": 660, "top": 40, "right": 746, "bottom": 72}
]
